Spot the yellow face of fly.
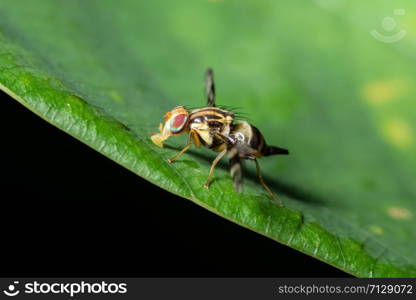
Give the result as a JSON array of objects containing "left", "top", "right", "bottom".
[{"left": 151, "top": 106, "right": 189, "bottom": 147}]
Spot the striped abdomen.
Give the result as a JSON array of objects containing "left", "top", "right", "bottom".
[
  {"left": 230, "top": 121, "right": 289, "bottom": 157},
  {"left": 228, "top": 121, "right": 288, "bottom": 192}
]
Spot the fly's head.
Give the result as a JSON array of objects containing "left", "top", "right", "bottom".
[{"left": 151, "top": 106, "right": 190, "bottom": 147}]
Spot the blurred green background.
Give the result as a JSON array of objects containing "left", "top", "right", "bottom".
[{"left": 0, "top": 0, "right": 415, "bottom": 276}]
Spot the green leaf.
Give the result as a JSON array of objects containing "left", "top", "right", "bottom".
[{"left": 1, "top": 0, "right": 416, "bottom": 277}]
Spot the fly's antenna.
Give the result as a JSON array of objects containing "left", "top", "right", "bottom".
[{"left": 205, "top": 68, "right": 216, "bottom": 107}]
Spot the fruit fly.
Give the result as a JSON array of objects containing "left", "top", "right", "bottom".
[{"left": 150, "top": 69, "right": 289, "bottom": 204}]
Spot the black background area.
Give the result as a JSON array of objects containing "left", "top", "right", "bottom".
[{"left": 0, "top": 91, "right": 347, "bottom": 277}]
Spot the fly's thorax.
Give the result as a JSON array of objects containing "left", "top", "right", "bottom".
[
  {"left": 190, "top": 107, "right": 234, "bottom": 132},
  {"left": 188, "top": 107, "right": 235, "bottom": 148},
  {"left": 189, "top": 118, "right": 210, "bottom": 131},
  {"left": 190, "top": 107, "right": 234, "bottom": 122}
]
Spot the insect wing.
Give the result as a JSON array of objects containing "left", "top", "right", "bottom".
[{"left": 205, "top": 68, "right": 216, "bottom": 107}]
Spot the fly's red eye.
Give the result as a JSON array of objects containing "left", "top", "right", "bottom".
[{"left": 170, "top": 114, "right": 188, "bottom": 133}]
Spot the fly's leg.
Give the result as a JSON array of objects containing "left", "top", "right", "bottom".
[
  {"left": 254, "top": 159, "right": 283, "bottom": 206},
  {"left": 167, "top": 144, "right": 191, "bottom": 163},
  {"left": 229, "top": 149, "right": 243, "bottom": 193},
  {"left": 204, "top": 132, "right": 236, "bottom": 189},
  {"left": 167, "top": 132, "right": 193, "bottom": 163},
  {"left": 204, "top": 148, "right": 227, "bottom": 189}
]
